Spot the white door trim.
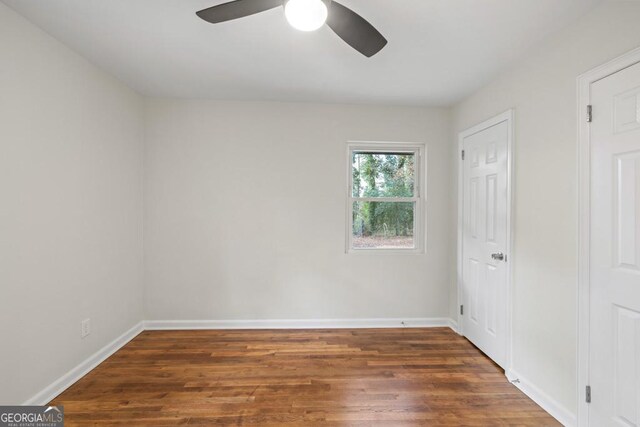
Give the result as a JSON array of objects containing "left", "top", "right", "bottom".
[
  {"left": 577, "top": 46, "right": 640, "bottom": 427},
  {"left": 457, "top": 109, "right": 514, "bottom": 373}
]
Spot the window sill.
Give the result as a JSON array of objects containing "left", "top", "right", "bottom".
[{"left": 346, "top": 248, "right": 425, "bottom": 255}]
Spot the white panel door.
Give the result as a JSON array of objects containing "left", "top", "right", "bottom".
[
  {"left": 462, "top": 120, "right": 509, "bottom": 368},
  {"left": 590, "top": 61, "right": 640, "bottom": 426}
]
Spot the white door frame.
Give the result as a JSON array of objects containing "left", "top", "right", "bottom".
[
  {"left": 456, "top": 109, "right": 515, "bottom": 373},
  {"left": 577, "top": 46, "right": 640, "bottom": 427}
]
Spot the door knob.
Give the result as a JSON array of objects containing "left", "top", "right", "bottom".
[{"left": 491, "top": 252, "right": 505, "bottom": 261}]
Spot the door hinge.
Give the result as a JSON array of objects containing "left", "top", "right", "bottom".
[
  {"left": 460, "top": 305, "right": 464, "bottom": 315},
  {"left": 461, "top": 150, "right": 465, "bottom": 160},
  {"left": 586, "top": 385, "right": 591, "bottom": 403},
  {"left": 587, "top": 105, "right": 593, "bottom": 123}
]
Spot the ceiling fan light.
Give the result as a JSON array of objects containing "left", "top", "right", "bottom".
[{"left": 284, "top": 0, "right": 328, "bottom": 32}]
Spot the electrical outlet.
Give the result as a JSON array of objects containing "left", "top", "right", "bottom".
[{"left": 81, "top": 318, "right": 91, "bottom": 338}]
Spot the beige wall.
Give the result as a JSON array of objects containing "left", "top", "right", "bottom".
[
  {"left": 451, "top": 0, "right": 640, "bottom": 417},
  {"left": 143, "top": 99, "right": 453, "bottom": 322},
  {"left": 0, "top": 3, "right": 144, "bottom": 404}
]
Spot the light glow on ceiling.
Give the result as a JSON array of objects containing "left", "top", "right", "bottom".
[{"left": 284, "top": 0, "right": 328, "bottom": 32}]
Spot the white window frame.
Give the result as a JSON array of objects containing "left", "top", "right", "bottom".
[{"left": 346, "top": 141, "right": 426, "bottom": 254}]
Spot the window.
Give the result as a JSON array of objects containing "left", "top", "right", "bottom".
[{"left": 347, "top": 142, "right": 425, "bottom": 252}]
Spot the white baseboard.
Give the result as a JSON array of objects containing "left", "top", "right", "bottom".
[
  {"left": 506, "top": 369, "right": 576, "bottom": 427},
  {"left": 447, "top": 318, "right": 458, "bottom": 333},
  {"left": 144, "top": 317, "right": 454, "bottom": 330},
  {"left": 23, "top": 321, "right": 144, "bottom": 406}
]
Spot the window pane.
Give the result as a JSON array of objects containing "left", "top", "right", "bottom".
[
  {"left": 352, "top": 152, "right": 415, "bottom": 198},
  {"left": 352, "top": 201, "right": 415, "bottom": 249}
]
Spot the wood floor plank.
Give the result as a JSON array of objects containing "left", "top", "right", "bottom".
[{"left": 50, "top": 328, "right": 560, "bottom": 426}]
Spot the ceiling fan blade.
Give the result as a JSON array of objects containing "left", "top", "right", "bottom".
[
  {"left": 326, "top": 1, "right": 387, "bottom": 57},
  {"left": 197, "top": 0, "right": 283, "bottom": 24}
]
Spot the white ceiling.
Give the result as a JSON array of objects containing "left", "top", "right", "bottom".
[{"left": 3, "top": 0, "right": 601, "bottom": 106}]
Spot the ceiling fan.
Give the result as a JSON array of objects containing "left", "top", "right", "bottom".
[{"left": 196, "top": 0, "right": 388, "bottom": 57}]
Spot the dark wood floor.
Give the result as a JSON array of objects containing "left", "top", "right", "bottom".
[{"left": 50, "top": 328, "right": 559, "bottom": 426}]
